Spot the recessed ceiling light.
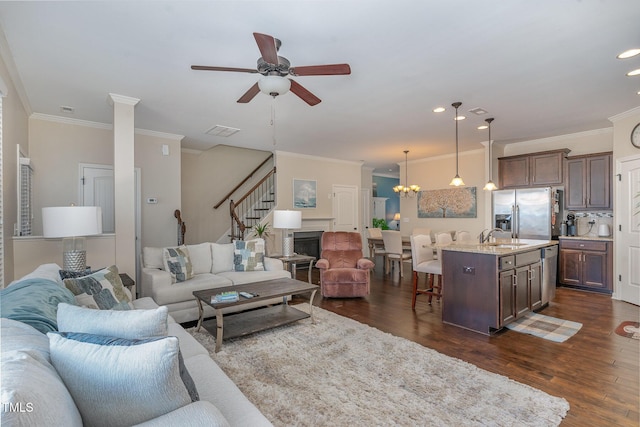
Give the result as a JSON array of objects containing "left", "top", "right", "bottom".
[
  {"left": 454, "top": 115, "right": 466, "bottom": 121},
  {"left": 477, "top": 125, "right": 488, "bottom": 130},
  {"left": 469, "top": 107, "right": 488, "bottom": 115},
  {"left": 433, "top": 107, "right": 445, "bottom": 113},
  {"left": 627, "top": 68, "right": 640, "bottom": 77},
  {"left": 617, "top": 48, "right": 640, "bottom": 59}
]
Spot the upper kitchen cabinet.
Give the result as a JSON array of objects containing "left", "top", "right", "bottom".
[
  {"left": 564, "top": 152, "right": 612, "bottom": 210},
  {"left": 498, "top": 149, "right": 570, "bottom": 189}
]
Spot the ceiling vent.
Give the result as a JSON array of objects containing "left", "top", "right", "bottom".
[
  {"left": 468, "top": 107, "right": 488, "bottom": 115},
  {"left": 205, "top": 125, "right": 240, "bottom": 137},
  {"left": 60, "top": 105, "right": 75, "bottom": 113}
]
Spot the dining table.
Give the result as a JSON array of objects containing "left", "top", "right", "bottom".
[{"left": 367, "top": 235, "right": 411, "bottom": 257}]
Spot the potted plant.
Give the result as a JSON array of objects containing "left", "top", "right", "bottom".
[
  {"left": 372, "top": 218, "right": 389, "bottom": 230},
  {"left": 253, "top": 222, "right": 270, "bottom": 239}
]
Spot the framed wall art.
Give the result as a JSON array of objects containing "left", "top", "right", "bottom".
[
  {"left": 293, "top": 179, "right": 317, "bottom": 208},
  {"left": 417, "top": 187, "right": 477, "bottom": 218}
]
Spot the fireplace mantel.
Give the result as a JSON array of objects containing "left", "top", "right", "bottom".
[{"left": 301, "top": 217, "right": 334, "bottom": 232}]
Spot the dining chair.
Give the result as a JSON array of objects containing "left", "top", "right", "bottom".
[
  {"left": 410, "top": 234, "right": 442, "bottom": 308},
  {"left": 381, "top": 230, "right": 412, "bottom": 277},
  {"left": 412, "top": 227, "right": 431, "bottom": 237},
  {"left": 456, "top": 230, "right": 473, "bottom": 243},
  {"left": 366, "top": 227, "right": 387, "bottom": 261}
]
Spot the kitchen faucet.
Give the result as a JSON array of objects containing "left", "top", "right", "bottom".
[{"left": 478, "top": 228, "right": 503, "bottom": 244}]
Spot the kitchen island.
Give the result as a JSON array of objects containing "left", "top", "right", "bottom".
[{"left": 441, "top": 239, "right": 558, "bottom": 335}]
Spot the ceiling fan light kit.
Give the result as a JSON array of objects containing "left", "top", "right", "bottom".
[
  {"left": 192, "top": 32, "right": 351, "bottom": 106},
  {"left": 449, "top": 102, "right": 465, "bottom": 187}
]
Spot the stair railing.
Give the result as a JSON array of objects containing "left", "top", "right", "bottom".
[
  {"left": 174, "top": 209, "right": 186, "bottom": 245},
  {"left": 229, "top": 166, "right": 276, "bottom": 240},
  {"left": 213, "top": 153, "right": 274, "bottom": 210}
]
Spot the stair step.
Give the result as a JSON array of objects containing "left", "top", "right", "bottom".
[{"left": 254, "top": 208, "right": 270, "bottom": 211}]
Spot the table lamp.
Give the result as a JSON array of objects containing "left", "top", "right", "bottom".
[
  {"left": 273, "top": 210, "right": 302, "bottom": 257},
  {"left": 393, "top": 213, "right": 401, "bottom": 230},
  {"left": 42, "top": 206, "right": 103, "bottom": 272}
]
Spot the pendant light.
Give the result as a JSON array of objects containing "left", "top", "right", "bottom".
[
  {"left": 393, "top": 150, "right": 420, "bottom": 197},
  {"left": 483, "top": 117, "right": 498, "bottom": 191},
  {"left": 449, "top": 102, "right": 465, "bottom": 186}
]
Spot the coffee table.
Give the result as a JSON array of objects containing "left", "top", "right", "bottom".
[{"left": 193, "top": 278, "right": 319, "bottom": 352}]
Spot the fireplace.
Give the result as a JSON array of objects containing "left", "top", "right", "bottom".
[{"left": 294, "top": 231, "right": 323, "bottom": 259}]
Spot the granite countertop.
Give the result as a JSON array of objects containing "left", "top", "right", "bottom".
[
  {"left": 558, "top": 235, "right": 613, "bottom": 242},
  {"left": 440, "top": 239, "right": 558, "bottom": 256}
]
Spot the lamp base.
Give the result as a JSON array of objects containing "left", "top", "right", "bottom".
[
  {"left": 63, "top": 250, "right": 87, "bottom": 272},
  {"left": 283, "top": 236, "right": 294, "bottom": 257}
]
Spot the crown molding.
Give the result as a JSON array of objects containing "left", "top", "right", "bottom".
[
  {"left": 30, "top": 113, "right": 183, "bottom": 141},
  {"left": 181, "top": 148, "right": 202, "bottom": 155},
  {"left": 411, "top": 148, "right": 485, "bottom": 164},
  {"left": 503, "top": 127, "right": 612, "bottom": 148},
  {"left": 276, "top": 150, "right": 364, "bottom": 166},
  {"left": 0, "top": 29, "right": 31, "bottom": 111},
  {"left": 107, "top": 93, "right": 140, "bottom": 106},
  {"left": 609, "top": 106, "right": 640, "bottom": 122}
]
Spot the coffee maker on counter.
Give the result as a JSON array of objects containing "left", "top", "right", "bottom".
[{"left": 565, "top": 212, "right": 576, "bottom": 236}]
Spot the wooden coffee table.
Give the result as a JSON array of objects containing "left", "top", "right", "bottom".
[{"left": 193, "top": 278, "right": 319, "bottom": 352}]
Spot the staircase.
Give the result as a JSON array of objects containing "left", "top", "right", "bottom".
[{"left": 229, "top": 167, "right": 276, "bottom": 240}]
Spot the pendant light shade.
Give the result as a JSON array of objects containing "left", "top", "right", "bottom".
[
  {"left": 449, "top": 102, "right": 465, "bottom": 187},
  {"left": 483, "top": 117, "right": 498, "bottom": 191},
  {"left": 393, "top": 150, "right": 420, "bottom": 197},
  {"left": 258, "top": 75, "right": 291, "bottom": 97}
]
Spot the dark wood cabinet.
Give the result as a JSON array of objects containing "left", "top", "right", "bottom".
[
  {"left": 499, "top": 149, "right": 569, "bottom": 189},
  {"left": 564, "top": 153, "right": 612, "bottom": 210},
  {"left": 500, "top": 260, "right": 541, "bottom": 325},
  {"left": 559, "top": 239, "right": 612, "bottom": 293}
]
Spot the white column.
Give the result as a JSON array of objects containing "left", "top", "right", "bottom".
[{"left": 108, "top": 93, "right": 139, "bottom": 278}]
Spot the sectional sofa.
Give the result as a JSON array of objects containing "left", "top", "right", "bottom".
[{"left": 0, "top": 263, "right": 273, "bottom": 426}]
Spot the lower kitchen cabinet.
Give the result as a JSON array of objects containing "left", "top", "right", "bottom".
[
  {"left": 559, "top": 239, "right": 612, "bottom": 293},
  {"left": 500, "top": 260, "right": 542, "bottom": 325}
]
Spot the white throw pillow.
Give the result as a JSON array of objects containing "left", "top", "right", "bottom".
[
  {"left": 186, "top": 243, "right": 213, "bottom": 275},
  {"left": 48, "top": 332, "right": 198, "bottom": 427},
  {"left": 142, "top": 247, "right": 164, "bottom": 269},
  {"left": 211, "top": 243, "right": 235, "bottom": 273},
  {"left": 56, "top": 303, "right": 169, "bottom": 339},
  {"left": 162, "top": 246, "right": 194, "bottom": 283}
]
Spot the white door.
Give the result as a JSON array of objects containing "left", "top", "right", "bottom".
[
  {"left": 361, "top": 188, "right": 371, "bottom": 255},
  {"left": 80, "top": 164, "right": 142, "bottom": 287},
  {"left": 332, "top": 185, "right": 358, "bottom": 232},
  {"left": 616, "top": 155, "right": 640, "bottom": 305}
]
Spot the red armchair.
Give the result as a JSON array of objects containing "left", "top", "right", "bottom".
[{"left": 316, "top": 232, "right": 375, "bottom": 298}]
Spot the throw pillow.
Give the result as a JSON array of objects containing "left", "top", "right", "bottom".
[
  {"left": 48, "top": 332, "right": 199, "bottom": 427},
  {"left": 56, "top": 303, "right": 169, "bottom": 339},
  {"left": 59, "top": 268, "right": 103, "bottom": 280},
  {"left": 62, "top": 265, "right": 133, "bottom": 310},
  {"left": 186, "top": 243, "right": 213, "bottom": 275},
  {"left": 211, "top": 243, "right": 235, "bottom": 273},
  {"left": 233, "top": 238, "right": 265, "bottom": 272},
  {"left": 162, "top": 246, "right": 194, "bottom": 283}
]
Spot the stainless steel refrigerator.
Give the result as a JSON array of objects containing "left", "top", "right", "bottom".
[{"left": 492, "top": 187, "right": 560, "bottom": 240}]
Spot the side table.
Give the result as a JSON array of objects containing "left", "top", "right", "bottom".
[
  {"left": 272, "top": 254, "right": 316, "bottom": 284},
  {"left": 119, "top": 273, "right": 136, "bottom": 299}
]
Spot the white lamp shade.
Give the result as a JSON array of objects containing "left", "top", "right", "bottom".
[
  {"left": 258, "top": 76, "right": 291, "bottom": 96},
  {"left": 42, "top": 206, "right": 103, "bottom": 238},
  {"left": 273, "top": 210, "right": 302, "bottom": 229}
]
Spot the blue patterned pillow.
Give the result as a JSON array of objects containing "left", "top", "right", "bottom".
[
  {"left": 48, "top": 332, "right": 198, "bottom": 426},
  {"left": 234, "top": 238, "right": 265, "bottom": 271},
  {"left": 62, "top": 265, "right": 132, "bottom": 310},
  {"left": 162, "top": 246, "right": 194, "bottom": 283}
]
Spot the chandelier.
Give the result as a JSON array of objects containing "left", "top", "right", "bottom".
[{"left": 393, "top": 150, "right": 420, "bottom": 197}]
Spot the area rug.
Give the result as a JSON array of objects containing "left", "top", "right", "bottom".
[
  {"left": 187, "top": 304, "right": 569, "bottom": 426},
  {"left": 505, "top": 312, "right": 582, "bottom": 343},
  {"left": 615, "top": 321, "right": 640, "bottom": 339}
]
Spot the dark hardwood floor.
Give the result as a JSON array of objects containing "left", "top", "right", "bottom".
[{"left": 293, "top": 261, "right": 640, "bottom": 427}]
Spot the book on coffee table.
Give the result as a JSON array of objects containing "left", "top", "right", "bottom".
[{"left": 211, "top": 291, "right": 239, "bottom": 303}]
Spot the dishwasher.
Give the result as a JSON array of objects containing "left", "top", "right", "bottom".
[{"left": 541, "top": 245, "right": 558, "bottom": 307}]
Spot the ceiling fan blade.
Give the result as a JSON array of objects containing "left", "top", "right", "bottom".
[
  {"left": 290, "top": 63, "right": 351, "bottom": 76},
  {"left": 191, "top": 65, "right": 258, "bottom": 74},
  {"left": 289, "top": 80, "right": 321, "bottom": 106},
  {"left": 253, "top": 32, "right": 279, "bottom": 64},
  {"left": 237, "top": 83, "right": 261, "bottom": 103}
]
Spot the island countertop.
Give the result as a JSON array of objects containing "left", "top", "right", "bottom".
[{"left": 440, "top": 239, "right": 558, "bottom": 256}]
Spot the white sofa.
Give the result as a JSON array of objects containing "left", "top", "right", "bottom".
[
  {"left": 0, "top": 263, "right": 273, "bottom": 426},
  {"left": 141, "top": 241, "right": 292, "bottom": 323}
]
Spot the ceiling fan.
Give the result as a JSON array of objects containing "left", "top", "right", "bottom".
[{"left": 191, "top": 32, "right": 351, "bottom": 106}]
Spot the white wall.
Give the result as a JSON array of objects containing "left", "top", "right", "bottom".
[{"left": 501, "top": 128, "right": 613, "bottom": 158}]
